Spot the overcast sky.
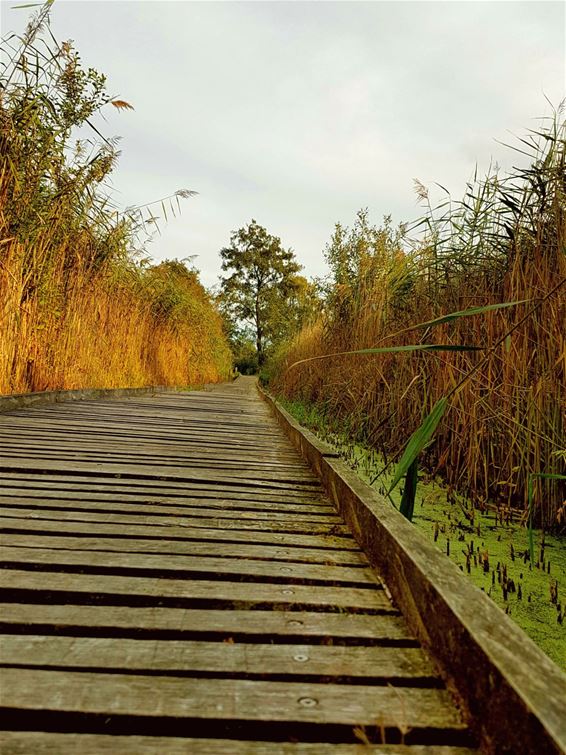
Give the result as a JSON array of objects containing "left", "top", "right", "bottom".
[{"left": 1, "top": 1, "right": 564, "bottom": 287}]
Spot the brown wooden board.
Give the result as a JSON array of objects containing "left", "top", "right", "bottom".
[
  {"left": 0, "top": 635, "right": 435, "bottom": 679},
  {"left": 0, "top": 604, "right": 409, "bottom": 642},
  {"left": 0, "top": 668, "right": 466, "bottom": 729},
  {"left": 0, "top": 506, "right": 351, "bottom": 536},
  {"left": 0, "top": 497, "right": 341, "bottom": 523},
  {"left": 1, "top": 419, "right": 293, "bottom": 443},
  {"left": 0, "top": 534, "right": 367, "bottom": 565},
  {"left": 0, "top": 733, "right": 478, "bottom": 755},
  {"left": 1, "top": 448, "right": 308, "bottom": 471},
  {"left": 0, "top": 476, "right": 326, "bottom": 503},
  {"left": 0, "top": 458, "right": 322, "bottom": 490},
  {"left": 0, "top": 545, "right": 378, "bottom": 586},
  {"left": 0, "top": 569, "right": 390, "bottom": 611},
  {"left": 0, "top": 456, "right": 316, "bottom": 482},
  {"left": 0, "top": 516, "right": 360, "bottom": 549},
  {"left": 0, "top": 490, "right": 336, "bottom": 514}
]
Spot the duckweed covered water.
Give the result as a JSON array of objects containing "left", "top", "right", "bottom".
[{"left": 280, "top": 397, "right": 566, "bottom": 670}]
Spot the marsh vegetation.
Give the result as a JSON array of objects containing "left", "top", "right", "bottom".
[
  {"left": 268, "top": 116, "right": 565, "bottom": 532},
  {"left": 263, "top": 117, "right": 565, "bottom": 665},
  {"left": 0, "top": 5, "right": 231, "bottom": 393},
  {"left": 280, "top": 395, "right": 565, "bottom": 668}
]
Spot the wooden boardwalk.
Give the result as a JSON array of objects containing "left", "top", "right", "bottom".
[{"left": 0, "top": 377, "right": 476, "bottom": 753}]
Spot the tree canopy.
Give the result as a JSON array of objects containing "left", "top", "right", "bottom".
[{"left": 219, "top": 220, "right": 304, "bottom": 366}]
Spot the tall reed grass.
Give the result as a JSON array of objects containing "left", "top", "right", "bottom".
[
  {"left": 270, "top": 114, "right": 565, "bottom": 527},
  {"left": 0, "top": 4, "right": 231, "bottom": 393}
]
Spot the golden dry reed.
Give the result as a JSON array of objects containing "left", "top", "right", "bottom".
[
  {"left": 0, "top": 5, "right": 232, "bottom": 394},
  {"left": 271, "top": 115, "right": 565, "bottom": 527}
]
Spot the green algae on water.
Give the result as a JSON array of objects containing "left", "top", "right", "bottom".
[{"left": 279, "top": 396, "right": 566, "bottom": 671}]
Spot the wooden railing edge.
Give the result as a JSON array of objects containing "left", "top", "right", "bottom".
[
  {"left": 0, "top": 385, "right": 185, "bottom": 413},
  {"left": 259, "top": 385, "right": 566, "bottom": 755}
]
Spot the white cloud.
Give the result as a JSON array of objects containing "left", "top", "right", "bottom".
[{"left": 1, "top": 0, "right": 563, "bottom": 289}]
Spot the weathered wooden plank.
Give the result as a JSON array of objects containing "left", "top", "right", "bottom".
[
  {"left": 0, "top": 546, "right": 378, "bottom": 586},
  {"left": 0, "top": 414, "right": 291, "bottom": 433},
  {"left": 0, "top": 604, "right": 408, "bottom": 640},
  {"left": 0, "top": 635, "right": 434, "bottom": 678},
  {"left": 3, "top": 417, "right": 288, "bottom": 434},
  {"left": 23, "top": 412, "right": 275, "bottom": 426},
  {"left": 0, "top": 406, "right": 262, "bottom": 419},
  {"left": 0, "top": 455, "right": 316, "bottom": 482},
  {"left": 1, "top": 442, "right": 294, "bottom": 461},
  {"left": 2, "top": 404, "right": 271, "bottom": 420},
  {"left": 0, "top": 488, "right": 335, "bottom": 514},
  {"left": 0, "top": 534, "right": 366, "bottom": 565},
  {"left": 3, "top": 442, "right": 296, "bottom": 460},
  {"left": 2, "top": 401, "right": 271, "bottom": 418},
  {"left": 1, "top": 421, "right": 295, "bottom": 447},
  {"left": 0, "top": 476, "right": 326, "bottom": 503},
  {"left": 0, "top": 668, "right": 466, "bottom": 729},
  {"left": 0, "top": 516, "right": 360, "bottom": 550},
  {"left": 0, "top": 732, "right": 479, "bottom": 755},
  {"left": 0, "top": 569, "right": 389, "bottom": 611},
  {"left": 0, "top": 473, "right": 325, "bottom": 501},
  {"left": 0, "top": 498, "right": 341, "bottom": 524},
  {"left": 9, "top": 402, "right": 254, "bottom": 413},
  {"left": 12, "top": 404, "right": 271, "bottom": 420},
  {"left": 0, "top": 427, "right": 272, "bottom": 442},
  {"left": 0, "top": 459, "right": 321, "bottom": 491},
  {"left": 2, "top": 417, "right": 280, "bottom": 431},
  {"left": 1, "top": 445, "right": 308, "bottom": 470},
  {"left": 0, "top": 402, "right": 258, "bottom": 415},
  {"left": 0, "top": 507, "right": 351, "bottom": 536},
  {"left": 0, "top": 434, "right": 290, "bottom": 450}
]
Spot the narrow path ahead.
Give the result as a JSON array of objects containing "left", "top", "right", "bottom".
[{"left": 0, "top": 377, "right": 475, "bottom": 753}]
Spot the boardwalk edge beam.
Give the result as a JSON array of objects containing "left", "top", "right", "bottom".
[{"left": 259, "top": 385, "right": 566, "bottom": 755}]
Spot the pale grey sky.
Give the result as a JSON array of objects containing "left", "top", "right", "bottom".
[{"left": 1, "top": 1, "right": 564, "bottom": 287}]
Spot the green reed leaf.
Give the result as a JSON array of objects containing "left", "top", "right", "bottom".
[
  {"left": 388, "top": 397, "right": 448, "bottom": 494},
  {"left": 399, "top": 458, "right": 419, "bottom": 522}
]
